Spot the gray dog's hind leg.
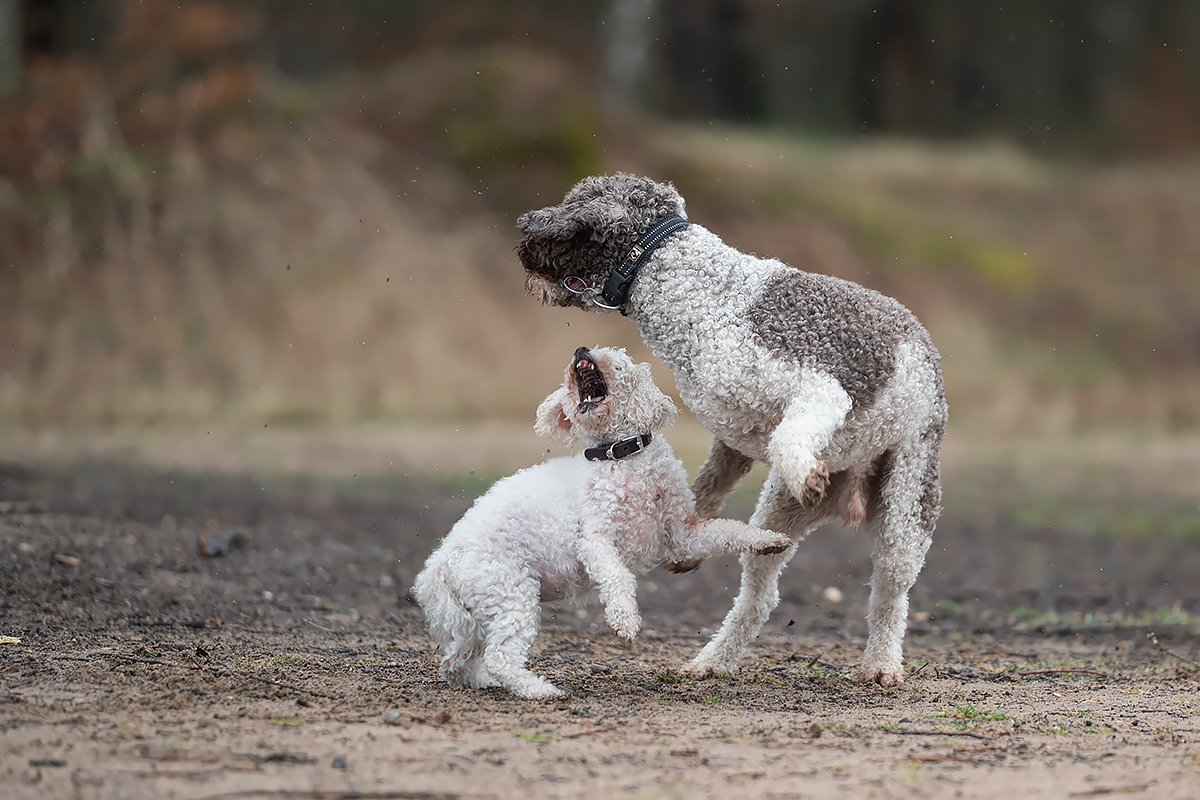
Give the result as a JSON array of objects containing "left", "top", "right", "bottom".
[
  {"left": 664, "top": 439, "right": 754, "bottom": 574},
  {"left": 693, "top": 439, "right": 755, "bottom": 518},
  {"left": 857, "top": 444, "right": 938, "bottom": 686},
  {"left": 683, "top": 469, "right": 833, "bottom": 679}
]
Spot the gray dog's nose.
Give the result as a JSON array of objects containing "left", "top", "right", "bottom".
[{"left": 573, "top": 346, "right": 592, "bottom": 363}]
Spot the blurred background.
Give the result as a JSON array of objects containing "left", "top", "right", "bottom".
[{"left": 0, "top": 0, "right": 1198, "bottom": 467}]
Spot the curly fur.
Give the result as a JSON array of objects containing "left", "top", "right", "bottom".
[
  {"left": 412, "top": 346, "right": 792, "bottom": 699},
  {"left": 517, "top": 175, "right": 948, "bottom": 687}
]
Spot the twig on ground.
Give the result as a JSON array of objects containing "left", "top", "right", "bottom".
[
  {"left": 52, "top": 651, "right": 340, "bottom": 701},
  {"left": 1014, "top": 668, "right": 1114, "bottom": 679},
  {"left": 199, "top": 792, "right": 457, "bottom": 800},
  {"left": 113, "top": 655, "right": 188, "bottom": 668},
  {"left": 369, "top": 674, "right": 405, "bottom": 683},
  {"left": 51, "top": 653, "right": 187, "bottom": 669},
  {"left": 1069, "top": 782, "right": 1156, "bottom": 797},
  {"left": 912, "top": 753, "right": 998, "bottom": 767},
  {"left": 1147, "top": 632, "right": 1200, "bottom": 670},
  {"left": 908, "top": 661, "right": 930, "bottom": 679},
  {"left": 796, "top": 653, "right": 841, "bottom": 670},
  {"left": 247, "top": 673, "right": 340, "bottom": 701},
  {"left": 303, "top": 618, "right": 338, "bottom": 633},
  {"left": 952, "top": 746, "right": 1007, "bottom": 754},
  {"left": 881, "top": 728, "right": 992, "bottom": 741},
  {"left": 561, "top": 726, "right": 615, "bottom": 739}
]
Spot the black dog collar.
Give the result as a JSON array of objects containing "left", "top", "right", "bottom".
[
  {"left": 584, "top": 434, "right": 653, "bottom": 462},
  {"left": 599, "top": 214, "right": 689, "bottom": 314}
]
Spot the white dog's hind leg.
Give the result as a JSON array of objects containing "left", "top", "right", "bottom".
[
  {"left": 477, "top": 577, "right": 564, "bottom": 699},
  {"left": 443, "top": 630, "right": 493, "bottom": 689},
  {"left": 769, "top": 374, "right": 852, "bottom": 507},
  {"left": 858, "top": 445, "right": 936, "bottom": 686},
  {"left": 413, "top": 560, "right": 494, "bottom": 688}
]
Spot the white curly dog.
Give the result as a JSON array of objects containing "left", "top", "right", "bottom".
[
  {"left": 517, "top": 174, "right": 948, "bottom": 687},
  {"left": 412, "top": 346, "right": 792, "bottom": 699}
]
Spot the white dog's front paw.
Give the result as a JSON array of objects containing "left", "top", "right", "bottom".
[
  {"left": 752, "top": 531, "right": 793, "bottom": 556},
  {"left": 663, "top": 557, "right": 702, "bottom": 574}
]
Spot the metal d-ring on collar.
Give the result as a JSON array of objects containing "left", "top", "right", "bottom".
[
  {"left": 583, "top": 433, "right": 653, "bottom": 462},
  {"left": 561, "top": 214, "right": 689, "bottom": 315}
]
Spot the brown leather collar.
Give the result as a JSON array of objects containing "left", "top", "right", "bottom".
[{"left": 584, "top": 434, "right": 653, "bottom": 462}]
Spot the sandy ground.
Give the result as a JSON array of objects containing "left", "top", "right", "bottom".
[{"left": 1, "top": 430, "right": 1198, "bottom": 799}]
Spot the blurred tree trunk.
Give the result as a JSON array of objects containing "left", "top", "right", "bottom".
[
  {"left": 604, "top": 0, "right": 656, "bottom": 108},
  {"left": 0, "top": 0, "right": 18, "bottom": 93},
  {"left": 660, "top": 0, "right": 767, "bottom": 121}
]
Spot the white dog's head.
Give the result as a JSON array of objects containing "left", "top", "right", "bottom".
[
  {"left": 534, "top": 346, "right": 677, "bottom": 446},
  {"left": 516, "top": 174, "right": 686, "bottom": 312}
]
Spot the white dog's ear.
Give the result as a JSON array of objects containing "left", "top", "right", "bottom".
[
  {"left": 533, "top": 387, "right": 573, "bottom": 443},
  {"left": 649, "top": 389, "right": 678, "bottom": 432}
]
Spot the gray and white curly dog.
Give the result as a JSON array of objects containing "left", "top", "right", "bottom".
[{"left": 517, "top": 173, "right": 947, "bottom": 686}]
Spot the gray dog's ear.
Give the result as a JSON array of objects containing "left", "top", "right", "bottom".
[
  {"left": 517, "top": 198, "right": 630, "bottom": 241},
  {"left": 533, "top": 386, "right": 573, "bottom": 443},
  {"left": 517, "top": 206, "right": 581, "bottom": 240},
  {"left": 517, "top": 174, "right": 686, "bottom": 242}
]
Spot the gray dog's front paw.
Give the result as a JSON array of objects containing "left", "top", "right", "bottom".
[{"left": 799, "top": 460, "right": 830, "bottom": 508}]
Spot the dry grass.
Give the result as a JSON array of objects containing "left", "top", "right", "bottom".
[
  {"left": 0, "top": 109, "right": 649, "bottom": 429},
  {"left": 1, "top": 48, "right": 1198, "bottom": 435}
]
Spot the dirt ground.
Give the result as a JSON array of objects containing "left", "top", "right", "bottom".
[{"left": 1, "top": 433, "right": 1198, "bottom": 800}]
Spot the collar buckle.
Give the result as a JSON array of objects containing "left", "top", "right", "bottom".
[
  {"left": 598, "top": 214, "right": 689, "bottom": 313},
  {"left": 585, "top": 433, "right": 653, "bottom": 462}
]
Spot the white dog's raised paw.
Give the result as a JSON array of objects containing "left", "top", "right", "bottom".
[
  {"left": 663, "top": 557, "right": 702, "bottom": 574},
  {"left": 752, "top": 532, "right": 793, "bottom": 556}
]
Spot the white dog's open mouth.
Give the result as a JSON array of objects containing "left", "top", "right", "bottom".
[{"left": 572, "top": 347, "right": 608, "bottom": 413}]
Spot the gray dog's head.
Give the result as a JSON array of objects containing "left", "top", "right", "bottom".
[{"left": 516, "top": 174, "right": 686, "bottom": 310}]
